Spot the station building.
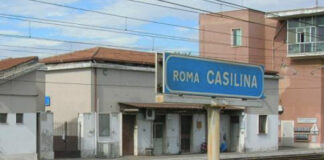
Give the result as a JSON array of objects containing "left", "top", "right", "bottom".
[
  {"left": 0, "top": 57, "right": 53, "bottom": 160},
  {"left": 200, "top": 7, "right": 324, "bottom": 148},
  {"left": 41, "top": 47, "right": 279, "bottom": 158}
]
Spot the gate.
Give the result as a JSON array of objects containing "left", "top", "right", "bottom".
[{"left": 54, "top": 121, "right": 80, "bottom": 158}]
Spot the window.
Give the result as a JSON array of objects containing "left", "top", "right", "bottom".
[
  {"left": 258, "top": 115, "right": 267, "bottom": 134},
  {"left": 297, "top": 32, "right": 305, "bottom": 43},
  {"left": 232, "top": 29, "right": 242, "bottom": 46},
  {"left": 16, "top": 113, "right": 23, "bottom": 124},
  {"left": 0, "top": 113, "right": 7, "bottom": 124},
  {"left": 288, "top": 16, "right": 324, "bottom": 54},
  {"left": 99, "top": 114, "right": 110, "bottom": 137}
]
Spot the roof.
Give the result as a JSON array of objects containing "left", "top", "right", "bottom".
[
  {"left": 0, "top": 56, "right": 38, "bottom": 72},
  {"left": 41, "top": 47, "right": 155, "bottom": 66},
  {"left": 119, "top": 102, "right": 244, "bottom": 110},
  {"left": 266, "top": 7, "right": 324, "bottom": 19}
]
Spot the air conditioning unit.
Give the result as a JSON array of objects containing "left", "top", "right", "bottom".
[{"left": 145, "top": 109, "right": 155, "bottom": 120}]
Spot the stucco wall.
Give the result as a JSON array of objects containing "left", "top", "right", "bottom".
[
  {"left": 96, "top": 68, "right": 155, "bottom": 113},
  {"left": 136, "top": 113, "right": 153, "bottom": 155},
  {"left": 244, "top": 77, "right": 279, "bottom": 152},
  {"left": 39, "top": 112, "right": 54, "bottom": 160},
  {"left": 78, "top": 113, "right": 96, "bottom": 158},
  {"left": 0, "top": 71, "right": 45, "bottom": 113},
  {"left": 0, "top": 113, "right": 37, "bottom": 158},
  {"left": 45, "top": 68, "right": 94, "bottom": 131},
  {"left": 165, "top": 114, "right": 180, "bottom": 154},
  {"left": 191, "top": 113, "right": 206, "bottom": 153},
  {"left": 96, "top": 67, "right": 154, "bottom": 156},
  {"left": 245, "top": 114, "right": 279, "bottom": 152}
]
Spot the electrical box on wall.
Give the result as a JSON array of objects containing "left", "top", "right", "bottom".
[{"left": 145, "top": 109, "right": 155, "bottom": 120}]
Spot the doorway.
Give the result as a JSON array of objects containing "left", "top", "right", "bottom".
[
  {"left": 181, "top": 115, "right": 192, "bottom": 153},
  {"left": 153, "top": 115, "right": 165, "bottom": 155},
  {"left": 230, "top": 116, "right": 240, "bottom": 152},
  {"left": 122, "top": 114, "right": 136, "bottom": 155}
]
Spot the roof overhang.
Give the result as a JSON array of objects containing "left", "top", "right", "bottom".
[
  {"left": 119, "top": 102, "right": 244, "bottom": 111},
  {"left": 43, "top": 61, "right": 154, "bottom": 72},
  {"left": 0, "top": 63, "right": 44, "bottom": 85},
  {"left": 266, "top": 7, "right": 324, "bottom": 20}
]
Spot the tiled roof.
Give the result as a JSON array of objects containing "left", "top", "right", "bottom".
[
  {"left": 119, "top": 102, "right": 244, "bottom": 110},
  {"left": 0, "top": 56, "right": 38, "bottom": 72},
  {"left": 41, "top": 47, "right": 155, "bottom": 66}
]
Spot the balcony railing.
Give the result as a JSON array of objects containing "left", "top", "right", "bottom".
[{"left": 288, "top": 42, "right": 324, "bottom": 57}]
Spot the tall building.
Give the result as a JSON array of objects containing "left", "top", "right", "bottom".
[{"left": 200, "top": 7, "right": 324, "bottom": 148}]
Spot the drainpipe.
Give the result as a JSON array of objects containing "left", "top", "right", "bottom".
[
  {"left": 93, "top": 60, "right": 98, "bottom": 156},
  {"left": 272, "top": 21, "right": 286, "bottom": 70},
  {"left": 94, "top": 66, "right": 97, "bottom": 112}
]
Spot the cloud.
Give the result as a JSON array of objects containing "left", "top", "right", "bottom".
[{"left": 0, "top": 0, "right": 319, "bottom": 59}]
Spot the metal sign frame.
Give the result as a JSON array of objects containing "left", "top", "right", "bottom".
[{"left": 160, "top": 52, "right": 264, "bottom": 99}]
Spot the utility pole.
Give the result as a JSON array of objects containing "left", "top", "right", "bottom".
[{"left": 316, "top": 0, "right": 318, "bottom": 8}]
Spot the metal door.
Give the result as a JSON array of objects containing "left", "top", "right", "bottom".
[
  {"left": 153, "top": 123, "right": 164, "bottom": 155},
  {"left": 122, "top": 115, "right": 136, "bottom": 155},
  {"left": 181, "top": 115, "right": 192, "bottom": 153},
  {"left": 281, "top": 120, "right": 294, "bottom": 146},
  {"left": 53, "top": 121, "right": 80, "bottom": 158}
]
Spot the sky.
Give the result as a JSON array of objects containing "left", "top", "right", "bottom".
[{"left": 0, "top": 0, "right": 322, "bottom": 58}]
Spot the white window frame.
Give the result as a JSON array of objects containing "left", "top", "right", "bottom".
[
  {"left": 231, "top": 28, "right": 242, "bottom": 47},
  {"left": 258, "top": 115, "right": 268, "bottom": 134}
]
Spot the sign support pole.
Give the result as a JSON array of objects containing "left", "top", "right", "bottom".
[{"left": 207, "top": 106, "right": 220, "bottom": 160}]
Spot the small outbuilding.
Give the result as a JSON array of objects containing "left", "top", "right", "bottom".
[{"left": 0, "top": 56, "right": 54, "bottom": 160}]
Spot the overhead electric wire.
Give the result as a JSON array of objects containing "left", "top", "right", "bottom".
[
  {"left": 0, "top": 13, "right": 290, "bottom": 53},
  {"left": 27, "top": 0, "right": 282, "bottom": 43},
  {"left": 0, "top": 33, "right": 153, "bottom": 52},
  {"left": 0, "top": 44, "right": 72, "bottom": 52},
  {"left": 205, "top": 0, "right": 324, "bottom": 28},
  {"left": 129, "top": 0, "right": 324, "bottom": 44},
  {"left": 156, "top": 0, "right": 276, "bottom": 28},
  {"left": 0, "top": 48, "right": 60, "bottom": 56},
  {"left": 26, "top": 0, "right": 324, "bottom": 52}
]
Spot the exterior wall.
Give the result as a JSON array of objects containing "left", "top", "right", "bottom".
[
  {"left": 0, "top": 113, "right": 37, "bottom": 160},
  {"left": 244, "top": 77, "right": 279, "bottom": 152},
  {"left": 38, "top": 112, "right": 54, "bottom": 160},
  {"left": 0, "top": 71, "right": 45, "bottom": 113},
  {"left": 280, "top": 60, "right": 323, "bottom": 145},
  {"left": 136, "top": 113, "right": 153, "bottom": 156},
  {"left": 96, "top": 68, "right": 155, "bottom": 113},
  {"left": 244, "top": 114, "right": 278, "bottom": 152},
  {"left": 97, "top": 112, "right": 121, "bottom": 158},
  {"left": 165, "top": 114, "right": 180, "bottom": 154},
  {"left": 191, "top": 113, "right": 206, "bottom": 153},
  {"left": 199, "top": 10, "right": 265, "bottom": 66},
  {"left": 45, "top": 68, "right": 94, "bottom": 135},
  {"left": 96, "top": 68, "right": 155, "bottom": 156},
  {"left": 78, "top": 113, "right": 96, "bottom": 158}
]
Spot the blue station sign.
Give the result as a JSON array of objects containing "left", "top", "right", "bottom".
[{"left": 164, "top": 53, "right": 264, "bottom": 99}]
